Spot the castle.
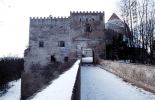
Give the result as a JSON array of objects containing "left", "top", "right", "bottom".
[{"left": 24, "top": 11, "right": 106, "bottom": 71}]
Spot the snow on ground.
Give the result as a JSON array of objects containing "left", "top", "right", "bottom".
[
  {"left": 81, "top": 65, "right": 155, "bottom": 100},
  {"left": 32, "top": 60, "right": 80, "bottom": 100},
  {"left": 0, "top": 79, "right": 21, "bottom": 100},
  {"left": 81, "top": 57, "right": 93, "bottom": 63}
]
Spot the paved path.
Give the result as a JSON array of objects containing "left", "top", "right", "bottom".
[{"left": 81, "top": 65, "right": 155, "bottom": 100}]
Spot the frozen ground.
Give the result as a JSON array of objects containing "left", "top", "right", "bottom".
[
  {"left": 32, "top": 60, "right": 80, "bottom": 100},
  {"left": 81, "top": 65, "right": 155, "bottom": 100},
  {"left": 0, "top": 79, "right": 21, "bottom": 100}
]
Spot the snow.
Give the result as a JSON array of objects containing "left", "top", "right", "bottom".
[
  {"left": 32, "top": 60, "right": 80, "bottom": 100},
  {"left": 81, "top": 57, "right": 93, "bottom": 63},
  {"left": 0, "top": 79, "right": 21, "bottom": 100},
  {"left": 81, "top": 65, "right": 155, "bottom": 100}
]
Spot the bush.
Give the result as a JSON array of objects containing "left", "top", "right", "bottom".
[{"left": 0, "top": 57, "right": 24, "bottom": 87}]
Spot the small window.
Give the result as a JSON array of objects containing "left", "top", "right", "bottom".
[
  {"left": 64, "top": 57, "right": 69, "bottom": 62},
  {"left": 85, "top": 23, "right": 92, "bottom": 32},
  {"left": 39, "top": 41, "right": 44, "bottom": 47},
  {"left": 80, "top": 18, "right": 81, "bottom": 22},
  {"left": 58, "top": 41, "right": 65, "bottom": 47},
  {"left": 99, "top": 15, "right": 103, "bottom": 20},
  {"left": 86, "top": 18, "right": 88, "bottom": 22}
]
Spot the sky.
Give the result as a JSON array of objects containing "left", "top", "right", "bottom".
[{"left": 0, "top": 0, "right": 120, "bottom": 57}]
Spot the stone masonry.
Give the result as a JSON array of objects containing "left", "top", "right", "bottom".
[{"left": 24, "top": 11, "right": 106, "bottom": 72}]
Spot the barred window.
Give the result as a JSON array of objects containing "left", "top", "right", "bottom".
[{"left": 58, "top": 41, "right": 65, "bottom": 47}]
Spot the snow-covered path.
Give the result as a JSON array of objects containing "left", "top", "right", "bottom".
[
  {"left": 81, "top": 65, "right": 155, "bottom": 100},
  {"left": 0, "top": 79, "right": 21, "bottom": 100}
]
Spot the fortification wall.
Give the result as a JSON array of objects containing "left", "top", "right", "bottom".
[
  {"left": 25, "top": 16, "right": 71, "bottom": 71},
  {"left": 22, "top": 11, "right": 106, "bottom": 99},
  {"left": 25, "top": 11, "right": 106, "bottom": 71}
]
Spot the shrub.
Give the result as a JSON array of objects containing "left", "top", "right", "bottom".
[{"left": 0, "top": 57, "right": 24, "bottom": 88}]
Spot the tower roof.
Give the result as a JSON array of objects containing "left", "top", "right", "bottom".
[{"left": 108, "top": 13, "right": 120, "bottom": 21}]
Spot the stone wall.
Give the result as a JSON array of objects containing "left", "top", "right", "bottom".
[
  {"left": 100, "top": 60, "right": 155, "bottom": 93},
  {"left": 26, "top": 11, "right": 105, "bottom": 69},
  {"left": 22, "top": 11, "right": 106, "bottom": 100},
  {"left": 25, "top": 17, "right": 71, "bottom": 69}
]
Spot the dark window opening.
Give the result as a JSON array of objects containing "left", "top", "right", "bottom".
[
  {"left": 86, "top": 18, "right": 88, "bottom": 22},
  {"left": 92, "top": 18, "right": 95, "bottom": 21},
  {"left": 80, "top": 18, "right": 81, "bottom": 22},
  {"left": 100, "top": 15, "right": 103, "bottom": 20},
  {"left": 51, "top": 55, "right": 56, "bottom": 63},
  {"left": 64, "top": 57, "right": 69, "bottom": 62},
  {"left": 58, "top": 41, "right": 65, "bottom": 47},
  {"left": 39, "top": 41, "right": 44, "bottom": 47},
  {"left": 85, "top": 23, "right": 92, "bottom": 33}
]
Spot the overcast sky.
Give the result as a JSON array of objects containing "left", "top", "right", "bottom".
[{"left": 0, "top": 0, "right": 120, "bottom": 57}]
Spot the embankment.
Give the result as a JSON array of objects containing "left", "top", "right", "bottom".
[{"left": 100, "top": 60, "right": 155, "bottom": 93}]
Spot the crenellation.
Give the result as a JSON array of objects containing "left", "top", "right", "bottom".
[
  {"left": 30, "top": 11, "right": 104, "bottom": 27},
  {"left": 70, "top": 11, "right": 104, "bottom": 15}
]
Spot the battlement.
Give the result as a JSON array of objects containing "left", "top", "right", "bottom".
[
  {"left": 30, "top": 16, "right": 69, "bottom": 26},
  {"left": 30, "top": 16, "right": 69, "bottom": 20},
  {"left": 30, "top": 11, "right": 105, "bottom": 26},
  {"left": 70, "top": 11, "right": 104, "bottom": 15}
]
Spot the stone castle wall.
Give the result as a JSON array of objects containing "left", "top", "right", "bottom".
[
  {"left": 24, "top": 11, "right": 105, "bottom": 72},
  {"left": 22, "top": 11, "right": 105, "bottom": 99}
]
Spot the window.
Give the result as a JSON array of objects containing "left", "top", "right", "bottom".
[
  {"left": 39, "top": 41, "right": 44, "bottom": 47},
  {"left": 64, "top": 57, "right": 69, "bottom": 62},
  {"left": 92, "top": 18, "right": 95, "bottom": 21},
  {"left": 99, "top": 15, "right": 103, "bottom": 20},
  {"left": 86, "top": 18, "right": 88, "bottom": 22},
  {"left": 85, "top": 23, "right": 92, "bottom": 32},
  {"left": 58, "top": 41, "right": 65, "bottom": 47}
]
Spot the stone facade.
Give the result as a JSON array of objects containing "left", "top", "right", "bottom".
[{"left": 24, "top": 11, "right": 105, "bottom": 71}]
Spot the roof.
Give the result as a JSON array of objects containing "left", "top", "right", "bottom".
[{"left": 108, "top": 13, "right": 121, "bottom": 21}]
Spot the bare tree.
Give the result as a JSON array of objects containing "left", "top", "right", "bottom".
[{"left": 119, "top": 0, "right": 155, "bottom": 63}]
